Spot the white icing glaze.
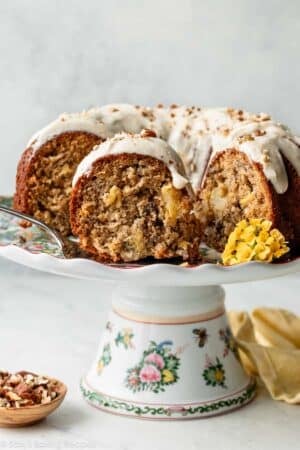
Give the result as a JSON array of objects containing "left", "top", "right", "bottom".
[
  {"left": 28, "top": 104, "right": 300, "bottom": 194},
  {"left": 73, "top": 133, "right": 189, "bottom": 190},
  {"left": 27, "top": 110, "right": 106, "bottom": 150},
  {"left": 210, "top": 120, "right": 298, "bottom": 194},
  {"left": 87, "top": 104, "right": 150, "bottom": 136}
]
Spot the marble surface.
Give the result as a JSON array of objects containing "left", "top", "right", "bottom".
[{"left": 0, "top": 257, "right": 299, "bottom": 449}]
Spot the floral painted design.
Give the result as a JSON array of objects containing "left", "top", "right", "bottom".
[
  {"left": 0, "top": 197, "right": 12, "bottom": 209},
  {"left": 219, "top": 327, "right": 239, "bottom": 359},
  {"left": 192, "top": 328, "right": 208, "bottom": 347},
  {"left": 0, "top": 196, "right": 64, "bottom": 257},
  {"left": 97, "top": 343, "right": 112, "bottom": 374},
  {"left": 115, "top": 328, "right": 134, "bottom": 349},
  {"left": 202, "top": 355, "right": 227, "bottom": 388},
  {"left": 125, "top": 341, "right": 180, "bottom": 393},
  {"left": 105, "top": 321, "right": 113, "bottom": 333},
  {"left": 81, "top": 380, "right": 256, "bottom": 418}
]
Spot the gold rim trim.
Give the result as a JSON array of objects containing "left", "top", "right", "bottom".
[{"left": 112, "top": 305, "right": 225, "bottom": 324}]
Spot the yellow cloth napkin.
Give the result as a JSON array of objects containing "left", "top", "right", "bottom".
[{"left": 228, "top": 308, "right": 300, "bottom": 404}]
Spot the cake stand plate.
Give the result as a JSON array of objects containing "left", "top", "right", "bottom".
[{"left": 1, "top": 197, "right": 299, "bottom": 419}]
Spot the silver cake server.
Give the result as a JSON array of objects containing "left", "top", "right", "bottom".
[{"left": 0, "top": 205, "right": 78, "bottom": 258}]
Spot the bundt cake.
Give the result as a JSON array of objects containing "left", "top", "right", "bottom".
[
  {"left": 14, "top": 111, "right": 104, "bottom": 235},
  {"left": 14, "top": 103, "right": 300, "bottom": 261},
  {"left": 70, "top": 130, "right": 201, "bottom": 263}
]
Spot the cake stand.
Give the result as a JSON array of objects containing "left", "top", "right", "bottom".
[{"left": 1, "top": 198, "right": 300, "bottom": 420}]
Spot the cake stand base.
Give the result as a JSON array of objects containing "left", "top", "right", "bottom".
[{"left": 81, "top": 286, "right": 256, "bottom": 419}]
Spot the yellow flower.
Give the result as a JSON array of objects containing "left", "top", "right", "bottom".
[
  {"left": 241, "top": 225, "right": 256, "bottom": 241},
  {"left": 97, "top": 360, "right": 104, "bottom": 374},
  {"left": 221, "top": 218, "right": 289, "bottom": 266},
  {"left": 255, "top": 243, "right": 272, "bottom": 262},
  {"left": 122, "top": 329, "right": 133, "bottom": 346},
  {"left": 162, "top": 369, "right": 175, "bottom": 383},
  {"left": 214, "top": 369, "right": 224, "bottom": 383},
  {"left": 123, "top": 335, "right": 131, "bottom": 346},
  {"left": 235, "top": 242, "right": 254, "bottom": 260},
  {"left": 258, "top": 230, "right": 270, "bottom": 242},
  {"left": 275, "top": 247, "right": 289, "bottom": 258}
]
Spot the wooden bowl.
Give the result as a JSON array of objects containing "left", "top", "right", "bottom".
[{"left": 0, "top": 378, "right": 67, "bottom": 427}]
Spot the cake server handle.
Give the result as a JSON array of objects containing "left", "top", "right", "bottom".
[{"left": 0, "top": 205, "right": 65, "bottom": 254}]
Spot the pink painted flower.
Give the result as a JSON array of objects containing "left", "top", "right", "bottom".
[
  {"left": 128, "top": 372, "right": 140, "bottom": 386},
  {"left": 144, "top": 353, "right": 165, "bottom": 369},
  {"left": 139, "top": 364, "right": 161, "bottom": 383}
]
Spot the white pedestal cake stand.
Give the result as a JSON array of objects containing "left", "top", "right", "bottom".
[
  {"left": 1, "top": 198, "right": 300, "bottom": 420},
  {"left": 1, "top": 239, "right": 300, "bottom": 420}
]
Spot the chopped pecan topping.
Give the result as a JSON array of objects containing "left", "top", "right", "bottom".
[
  {"left": 0, "top": 371, "right": 60, "bottom": 408},
  {"left": 140, "top": 129, "right": 157, "bottom": 138}
]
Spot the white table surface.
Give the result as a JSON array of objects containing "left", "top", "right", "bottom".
[{"left": 0, "top": 258, "right": 299, "bottom": 450}]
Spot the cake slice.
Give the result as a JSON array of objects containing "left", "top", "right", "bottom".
[
  {"left": 198, "top": 149, "right": 297, "bottom": 251},
  {"left": 70, "top": 130, "right": 202, "bottom": 263},
  {"left": 197, "top": 118, "right": 300, "bottom": 252},
  {"left": 14, "top": 111, "right": 104, "bottom": 235}
]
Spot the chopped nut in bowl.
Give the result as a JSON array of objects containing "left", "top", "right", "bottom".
[{"left": 0, "top": 370, "right": 67, "bottom": 427}]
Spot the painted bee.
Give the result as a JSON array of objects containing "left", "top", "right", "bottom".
[
  {"left": 192, "top": 328, "right": 208, "bottom": 347},
  {"left": 105, "top": 321, "right": 113, "bottom": 333}
]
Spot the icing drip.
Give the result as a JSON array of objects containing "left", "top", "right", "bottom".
[
  {"left": 28, "top": 104, "right": 300, "bottom": 194},
  {"left": 210, "top": 120, "right": 298, "bottom": 194},
  {"left": 73, "top": 132, "right": 189, "bottom": 190},
  {"left": 28, "top": 110, "right": 105, "bottom": 150}
]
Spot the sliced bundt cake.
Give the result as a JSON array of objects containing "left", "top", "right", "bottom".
[
  {"left": 14, "top": 104, "right": 300, "bottom": 259},
  {"left": 70, "top": 130, "right": 202, "bottom": 263},
  {"left": 198, "top": 149, "right": 284, "bottom": 251},
  {"left": 197, "top": 118, "right": 300, "bottom": 251},
  {"left": 14, "top": 111, "right": 104, "bottom": 235}
]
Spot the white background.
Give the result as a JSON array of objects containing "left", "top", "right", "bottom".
[{"left": 0, "top": 1, "right": 300, "bottom": 448}]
